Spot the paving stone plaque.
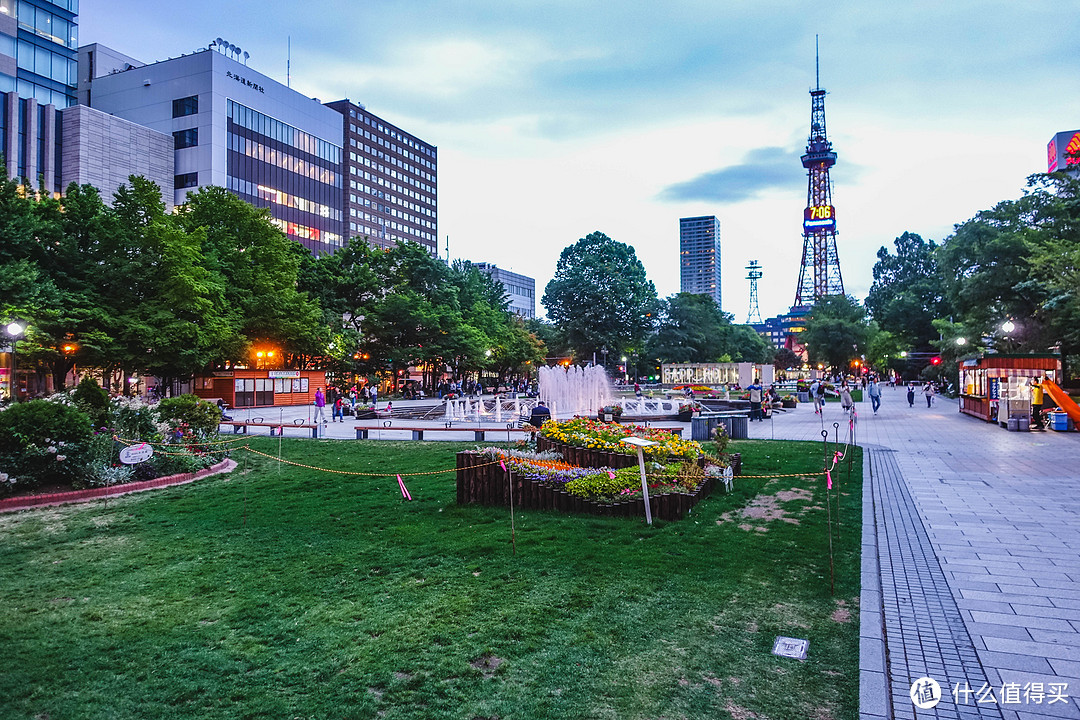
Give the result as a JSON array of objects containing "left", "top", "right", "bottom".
[{"left": 771, "top": 636, "right": 808, "bottom": 660}]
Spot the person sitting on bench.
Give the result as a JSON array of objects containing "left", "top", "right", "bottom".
[{"left": 527, "top": 401, "right": 551, "bottom": 428}]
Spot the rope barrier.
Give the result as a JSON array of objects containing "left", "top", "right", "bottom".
[{"left": 112, "top": 436, "right": 833, "bottom": 483}]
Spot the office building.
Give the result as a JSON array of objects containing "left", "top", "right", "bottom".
[
  {"left": 0, "top": 0, "right": 77, "bottom": 107},
  {"left": 326, "top": 99, "right": 437, "bottom": 252},
  {"left": 473, "top": 262, "right": 535, "bottom": 319},
  {"left": 1048, "top": 129, "right": 1080, "bottom": 174},
  {"left": 1, "top": 0, "right": 77, "bottom": 189},
  {"left": 86, "top": 44, "right": 344, "bottom": 254},
  {"left": 679, "top": 215, "right": 722, "bottom": 309}
]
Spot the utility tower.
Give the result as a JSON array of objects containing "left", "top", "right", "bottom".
[
  {"left": 794, "top": 39, "right": 844, "bottom": 307},
  {"left": 746, "top": 260, "right": 763, "bottom": 324}
]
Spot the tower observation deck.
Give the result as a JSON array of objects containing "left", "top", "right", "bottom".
[{"left": 794, "top": 45, "right": 844, "bottom": 307}]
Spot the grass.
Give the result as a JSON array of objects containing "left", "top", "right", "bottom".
[{"left": 0, "top": 437, "right": 862, "bottom": 720}]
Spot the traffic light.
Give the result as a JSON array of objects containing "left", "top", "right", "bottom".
[{"left": 930, "top": 356, "right": 942, "bottom": 365}]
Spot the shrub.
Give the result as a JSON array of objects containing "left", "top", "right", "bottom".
[
  {"left": 111, "top": 395, "right": 160, "bottom": 441},
  {"left": 0, "top": 400, "right": 93, "bottom": 492},
  {"left": 72, "top": 377, "right": 110, "bottom": 430},
  {"left": 156, "top": 394, "right": 221, "bottom": 439}
]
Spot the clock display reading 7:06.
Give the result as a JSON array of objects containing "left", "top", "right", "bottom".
[{"left": 804, "top": 205, "right": 834, "bottom": 220}]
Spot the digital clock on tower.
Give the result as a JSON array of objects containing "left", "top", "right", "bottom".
[{"left": 803, "top": 205, "right": 836, "bottom": 231}]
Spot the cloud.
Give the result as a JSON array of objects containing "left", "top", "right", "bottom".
[{"left": 658, "top": 147, "right": 805, "bottom": 203}]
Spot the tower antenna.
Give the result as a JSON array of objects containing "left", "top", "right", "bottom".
[
  {"left": 793, "top": 38, "right": 844, "bottom": 308},
  {"left": 287, "top": 36, "right": 291, "bottom": 88},
  {"left": 746, "top": 260, "right": 763, "bottom": 324},
  {"left": 815, "top": 34, "right": 820, "bottom": 90}
]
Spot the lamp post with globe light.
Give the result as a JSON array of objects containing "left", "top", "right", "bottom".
[{"left": 6, "top": 321, "right": 27, "bottom": 402}]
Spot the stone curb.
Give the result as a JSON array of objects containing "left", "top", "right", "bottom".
[
  {"left": 861, "top": 447, "right": 892, "bottom": 720},
  {"left": 0, "top": 459, "right": 237, "bottom": 513}
]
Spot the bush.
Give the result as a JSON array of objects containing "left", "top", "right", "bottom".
[
  {"left": 156, "top": 394, "right": 221, "bottom": 439},
  {"left": 0, "top": 400, "right": 93, "bottom": 492},
  {"left": 72, "top": 377, "right": 110, "bottom": 430},
  {"left": 111, "top": 395, "right": 160, "bottom": 441}
]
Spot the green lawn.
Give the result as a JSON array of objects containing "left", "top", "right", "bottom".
[{"left": 0, "top": 437, "right": 862, "bottom": 720}]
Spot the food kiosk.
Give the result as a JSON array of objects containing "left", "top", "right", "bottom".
[
  {"left": 958, "top": 355, "right": 1061, "bottom": 425},
  {"left": 192, "top": 369, "right": 327, "bottom": 409}
]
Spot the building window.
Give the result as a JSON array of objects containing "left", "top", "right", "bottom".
[
  {"left": 173, "top": 128, "right": 198, "bottom": 149},
  {"left": 172, "top": 95, "right": 198, "bottom": 118},
  {"left": 175, "top": 172, "right": 198, "bottom": 189}
]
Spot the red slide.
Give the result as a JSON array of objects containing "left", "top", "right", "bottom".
[{"left": 1041, "top": 379, "right": 1080, "bottom": 424}]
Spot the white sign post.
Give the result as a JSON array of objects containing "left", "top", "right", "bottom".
[
  {"left": 119, "top": 442, "right": 154, "bottom": 465},
  {"left": 620, "top": 436, "right": 658, "bottom": 525}
]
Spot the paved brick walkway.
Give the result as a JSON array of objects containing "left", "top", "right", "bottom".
[{"left": 750, "top": 386, "right": 1080, "bottom": 720}]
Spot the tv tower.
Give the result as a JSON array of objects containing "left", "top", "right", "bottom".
[
  {"left": 746, "top": 260, "right": 763, "bottom": 324},
  {"left": 794, "top": 38, "right": 844, "bottom": 307}
]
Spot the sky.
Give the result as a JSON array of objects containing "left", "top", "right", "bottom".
[{"left": 81, "top": 1, "right": 1080, "bottom": 321}]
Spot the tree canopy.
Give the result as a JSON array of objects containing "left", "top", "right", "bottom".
[{"left": 542, "top": 232, "right": 659, "bottom": 362}]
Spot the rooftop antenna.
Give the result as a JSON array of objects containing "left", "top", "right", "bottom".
[
  {"left": 445, "top": 235, "right": 450, "bottom": 263},
  {"left": 243, "top": 51, "right": 250, "bottom": 65},
  {"left": 287, "top": 36, "right": 291, "bottom": 88}
]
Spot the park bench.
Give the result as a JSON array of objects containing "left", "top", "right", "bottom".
[
  {"left": 219, "top": 419, "right": 320, "bottom": 438},
  {"left": 355, "top": 421, "right": 540, "bottom": 441}
]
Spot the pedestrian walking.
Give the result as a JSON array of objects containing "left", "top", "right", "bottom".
[
  {"left": 840, "top": 383, "right": 854, "bottom": 414},
  {"left": 923, "top": 382, "right": 935, "bottom": 408},
  {"left": 813, "top": 380, "right": 826, "bottom": 414},
  {"left": 868, "top": 379, "right": 882, "bottom": 414},
  {"left": 332, "top": 395, "right": 344, "bottom": 422},
  {"left": 907, "top": 383, "right": 915, "bottom": 407},
  {"left": 313, "top": 387, "right": 327, "bottom": 424}
]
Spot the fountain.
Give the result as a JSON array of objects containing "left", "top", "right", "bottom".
[
  {"left": 537, "top": 364, "right": 611, "bottom": 418},
  {"left": 538, "top": 365, "right": 689, "bottom": 419}
]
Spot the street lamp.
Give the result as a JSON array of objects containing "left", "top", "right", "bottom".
[
  {"left": 955, "top": 337, "right": 967, "bottom": 346},
  {"left": 621, "top": 355, "right": 628, "bottom": 384},
  {"left": 1001, "top": 320, "right": 1015, "bottom": 334},
  {"left": 6, "top": 321, "right": 26, "bottom": 402}
]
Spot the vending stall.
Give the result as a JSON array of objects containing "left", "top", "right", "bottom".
[
  {"left": 958, "top": 355, "right": 1061, "bottom": 425},
  {"left": 192, "top": 369, "right": 327, "bottom": 409}
]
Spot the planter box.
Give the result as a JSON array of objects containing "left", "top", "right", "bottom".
[
  {"left": 456, "top": 451, "right": 715, "bottom": 522},
  {"left": 781, "top": 399, "right": 797, "bottom": 408}
]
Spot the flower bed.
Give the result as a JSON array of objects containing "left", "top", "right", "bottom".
[
  {"left": 538, "top": 418, "right": 701, "bottom": 463},
  {"left": 456, "top": 451, "right": 717, "bottom": 522}
]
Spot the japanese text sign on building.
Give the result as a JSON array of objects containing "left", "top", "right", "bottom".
[{"left": 225, "top": 70, "right": 265, "bottom": 93}]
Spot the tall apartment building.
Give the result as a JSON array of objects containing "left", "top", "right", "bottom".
[
  {"left": 473, "top": 262, "right": 535, "bottom": 319},
  {"left": 86, "top": 45, "right": 344, "bottom": 254},
  {"left": 679, "top": 215, "right": 722, "bottom": 309},
  {"left": 325, "top": 99, "right": 437, "bottom": 252}
]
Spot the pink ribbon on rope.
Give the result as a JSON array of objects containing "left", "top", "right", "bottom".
[
  {"left": 826, "top": 468, "right": 833, "bottom": 490},
  {"left": 500, "top": 460, "right": 507, "bottom": 472},
  {"left": 396, "top": 474, "right": 412, "bottom": 501}
]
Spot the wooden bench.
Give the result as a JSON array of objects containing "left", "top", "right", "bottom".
[
  {"left": 355, "top": 422, "right": 540, "bottom": 441},
  {"left": 219, "top": 420, "right": 320, "bottom": 438}
]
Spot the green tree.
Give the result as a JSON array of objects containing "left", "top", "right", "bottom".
[
  {"left": 542, "top": 232, "right": 659, "bottom": 361},
  {"left": 176, "top": 187, "right": 324, "bottom": 366},
  {"left": 865, "top": 232, "right": 950, "bottom": 350},
  {"left": 801, "top": 295, "right": 869, "bottom": 373}
]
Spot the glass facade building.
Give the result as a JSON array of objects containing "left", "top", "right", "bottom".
[
  {"left": 0, "top": 0, "right": 78, "bottom": 108},
  {"left": 225, "top": 99, "right": 343, "bottom": 253},
  {"left": 679, "top": 215, "right": 722, "bottom": 309}
]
